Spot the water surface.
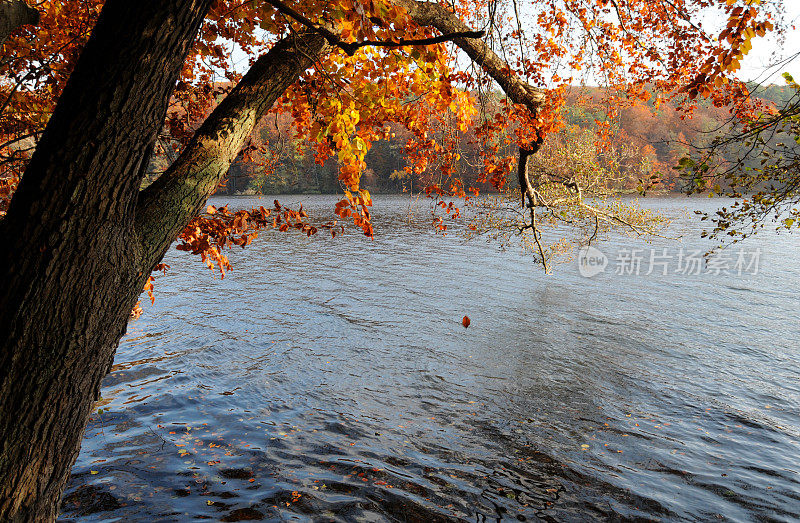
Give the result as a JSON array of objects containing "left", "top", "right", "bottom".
[{"left": 61, "top": 195, "right": 800, "bottom": 521}]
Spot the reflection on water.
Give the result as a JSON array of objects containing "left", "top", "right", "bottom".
[{"left": 61, "top": 195, "right": 800, "bottom": 521}]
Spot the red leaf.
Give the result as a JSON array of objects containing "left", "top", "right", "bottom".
[{"left": 462, "top": 315, "right": 471, "bottom": 328}]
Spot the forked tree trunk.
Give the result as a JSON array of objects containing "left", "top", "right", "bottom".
[
  {"left": 0, "top": 14, "right": 329, "bottom": 517},
  {"left": 0, "top": 0, "right": 212, "bottom": 519}
]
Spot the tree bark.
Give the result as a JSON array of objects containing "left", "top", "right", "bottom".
[
  {"left": 0, "top": 0, "right": 211, "bottom": 520},
  {"left": 136, "top": 32, "right": 330, "bottom": 270},
  {"left": 0, "top": 0, "right": 38, "bottom": 47}
]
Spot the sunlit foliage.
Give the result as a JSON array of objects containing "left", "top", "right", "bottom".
[
  {"left": 679, "top": 71, "right": 800, "bottom": 246},
  {"left": 467, "top": 125, "right": 669, "bottom": 270},
  {"left": 0, "top": 0, "right": 785, "bottom": 277}
]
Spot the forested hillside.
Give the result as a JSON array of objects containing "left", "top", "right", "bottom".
[{"left": 157, "top": 83, "right": 795, "bottom": 195}]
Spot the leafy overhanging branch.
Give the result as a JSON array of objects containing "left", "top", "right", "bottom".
[
  {"left": 263, "top": 0, "right": 485, "bottom": 55},
  {"left": 135, "top": 31, "right": 332, "bottom": 271},
  {"left": 395, "top": 0, "right": 563, "bottom": 267},
  {"left": 400, "top": 0, "right": 619, "bottom": 272},
  {"left": 135, "top": 0, "right": 548, "bottom": 276},
  {"left": 134, "top": 0, "right": 674, "bottom": 278}
]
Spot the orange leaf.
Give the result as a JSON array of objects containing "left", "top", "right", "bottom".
[{"left": 462, "top": 315, "right": 471, "bottom": 328}]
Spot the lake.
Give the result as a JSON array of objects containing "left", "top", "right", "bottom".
[{"left": 60, "top": 195, "right": 800, "bottom": 521}]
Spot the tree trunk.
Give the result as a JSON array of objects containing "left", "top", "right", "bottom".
[
  {"left": 0, "top": 0, "right": 211, "bottom": 520},
  {"left": 0, "top": 0, "right": 38, "bottom": 46}
]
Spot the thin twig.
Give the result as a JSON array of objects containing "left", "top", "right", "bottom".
[{"left": 263, "top": 0, "right": 484, "bottom": 56}]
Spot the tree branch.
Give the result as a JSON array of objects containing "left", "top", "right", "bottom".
[
  {"left": 398, "top": 0, "right": 546, "bottom": 113},
  {"left": 263, "top": 0, "right": 483, "bottom": 56},
  {"left": 399, "top": 0, "right": 550, "bottom": 231},
  {"left": 136, "top": 1, "right": 552, "bottom": 272},
  {"left": 134, "top": 31, "right": 330, "bottom": 270}
]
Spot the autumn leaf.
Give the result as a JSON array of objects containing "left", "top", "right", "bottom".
[{"left": 462, "top": 315, "right": 471, "bottom": 328}]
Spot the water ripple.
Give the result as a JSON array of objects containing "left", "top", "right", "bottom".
[{"left": 62, "top": 195, "right": 800, "bottom": 522}]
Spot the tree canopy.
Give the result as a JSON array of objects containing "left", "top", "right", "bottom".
[{"left": 0, "top": 0, "right": 784, "bottom": 272}]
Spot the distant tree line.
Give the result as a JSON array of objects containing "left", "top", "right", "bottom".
[{"left": 140, "top": 83, "right": 797, "bottom": 196}]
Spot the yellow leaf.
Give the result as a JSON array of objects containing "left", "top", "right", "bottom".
[{"left": 360, "top": 189, "right": 372, "bottom": 206}]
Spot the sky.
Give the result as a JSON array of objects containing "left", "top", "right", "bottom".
[
  {"left": 227, "top": 1, "right": 800, "bottom": 86},
  {"left": 729, "top": 2, "right": 800, "bottom": 84},
  {"left": 458, "top": 0, "right": 800, "bottom": 87}
]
